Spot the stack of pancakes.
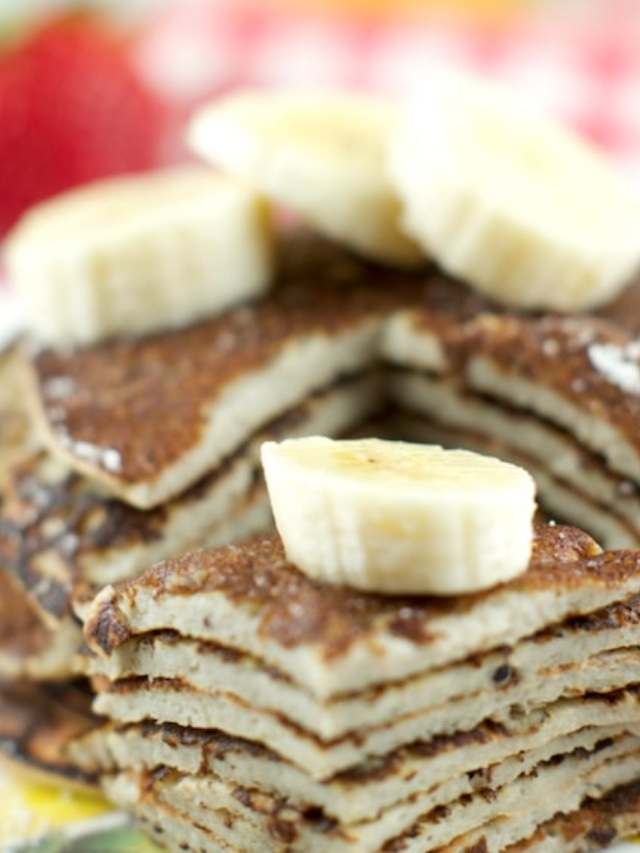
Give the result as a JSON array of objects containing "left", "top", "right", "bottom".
[
  {"left": 71, "top": 524, "right": 640, "bottom": 852},
  {"left": 5, "top": 229, "right": 640, "bottom": 844},
  {"left": 4, "top": 230, "right": 640, "bottom": 681},
  {"left": 3, "top": 70, "right": 640, "bottom": 852}
]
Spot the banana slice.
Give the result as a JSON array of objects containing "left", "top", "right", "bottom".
[
  {"left": 261, "top": 436, "right": 536, "bottom": 595},
  {"left": 5, "top": 167, "right": 273, "bottom": 348},
  {"left": 389, "top": 70, "right": 640, "bottom": 312},
  {"left": 187, "top": 89, "right": 423, "bottom": 267}
]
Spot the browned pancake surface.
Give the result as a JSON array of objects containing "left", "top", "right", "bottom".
[
  {"left": 29, "top": 233, "right": 427, "bottom": 491},
  {"left": 407, "top": 307, "right": 640, "bottom": 460},
  {"left": 86, "top": 523, "right": 606, "bottom": 660}
]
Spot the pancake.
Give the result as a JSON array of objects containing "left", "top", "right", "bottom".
[
  {"left": 26, "top": 233, "right": 424, "bottom": 510},
  {"left": 108, "top": 777, "right": 640, "bottom": 853},
  {"left": 0, "top": 568, "right": 82, "bottom": 681},
  {"left": 397, "top": 412, "right": 640, "bottom": 552},
  {"left": 83, "top": 590, "right": 640, "bottom": 742},
  {"left": 0, "top": 376, "right": 382, "bottom": 688},
  {"left": 67, "top": 688, "right": 640, "bottom": 825},
  {"left": 387, "top": 371, "right": 640, "bottom": 548},
  {"left": 85, "top": 525, "right": 640, "bottom": 703},
  {"left": 84, "top": 645, "right": 640, "bottom": 780},
  {"left": 6, "top": 373, "right": 382, "bottom": 596},
  {"left": 9, "top": 229, "right": 640, "bottom": 849},
  {"left": 98, "top": 734, "right": 640, "bottom": 853},
  {"left": 509, "top": 778, "right": 640, "bottom": 853},
  {"left": 382, "top": 304, "right": 640, "bottom": 548}
]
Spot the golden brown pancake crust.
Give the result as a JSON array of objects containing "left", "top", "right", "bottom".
[
  {"left": 413, "top": 308, "right": 640, "bottom": 439},
  {"left": 29, "top": 233, "right": 427, "bottom": 489},
  {"left": 85, "top": 524, "right": 606, "bottom": 661},
  {"left": 0, "top": 377, "right": 378, "bottom": 627}
]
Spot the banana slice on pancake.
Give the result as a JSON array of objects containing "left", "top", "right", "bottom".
[
  {"left": 187, "top": 89, "right": 423, "bottom": 267},
  {"left": 261, "top": 436, "right": 536, "bottom": 595},
  {"left": 5, "top": 167, "right": 274, "bottom": 348},
  {"left": 389, "top": 70, "right": 640, "bottom": 312}
]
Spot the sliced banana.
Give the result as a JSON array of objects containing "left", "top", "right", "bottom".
[
  {"left": 187, "top": 89, "right": 423, "bottom": 267},
  {"left": 261, "top": 436, "right": 536, "bottom": 595},
  {"left": 389, "top": 70, "right": 640, "bottom": 312},
  {"left": 5, "top": 167, "right": 274, "bottom": 348}
]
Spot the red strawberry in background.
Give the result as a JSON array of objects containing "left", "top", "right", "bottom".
[{"left": 0, "top": 13, "right": 166, "bottom": 235}]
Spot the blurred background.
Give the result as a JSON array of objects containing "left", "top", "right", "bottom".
[{"left": 0, "top": 0, "right": 638, "bottom": 236}]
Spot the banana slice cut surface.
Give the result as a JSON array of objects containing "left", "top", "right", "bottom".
[
  {"left": 261, "top": 436, "right": 536, "bottom": 595},
  {"left": 5, "top": 167, "right": 274, "bottom": 348},
  {"left": 188, "top": 89, "right": 423, "bottom": 267},
  {"left": 389, "top": 71, "right": 640, "bottom": 312}
]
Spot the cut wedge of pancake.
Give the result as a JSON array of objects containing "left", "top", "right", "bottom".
[
  {"left": 85, "top": 525, "right": 624, "bottom": 704},
  {"left": 381, "top": 290, "right": 640, "bottom": 549},
  {"left": 391, "top": 408, "right": 640, "bottom": 551},
  {"left": 26, "top": 231, "right": 425, "bottom": 509},
  {"left": 0, "top": 375, "right": 382, "bottom": 683},
  {"left": 3, "top": 373, "right": 382, "bottom": 597}
]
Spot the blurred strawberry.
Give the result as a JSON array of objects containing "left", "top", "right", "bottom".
[{"left": 0, "top": 13, "right": 165, "bottom": 235}]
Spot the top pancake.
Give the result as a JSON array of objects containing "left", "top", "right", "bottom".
[
  {"left": 26, "top": 222, "right": 640, "bottom": 512},
  {"left": 26, "top": 232, "right": 427, "bottom": 509},
  {"left": 83, "top": 523, "right": 640, "bottom": 701}
]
